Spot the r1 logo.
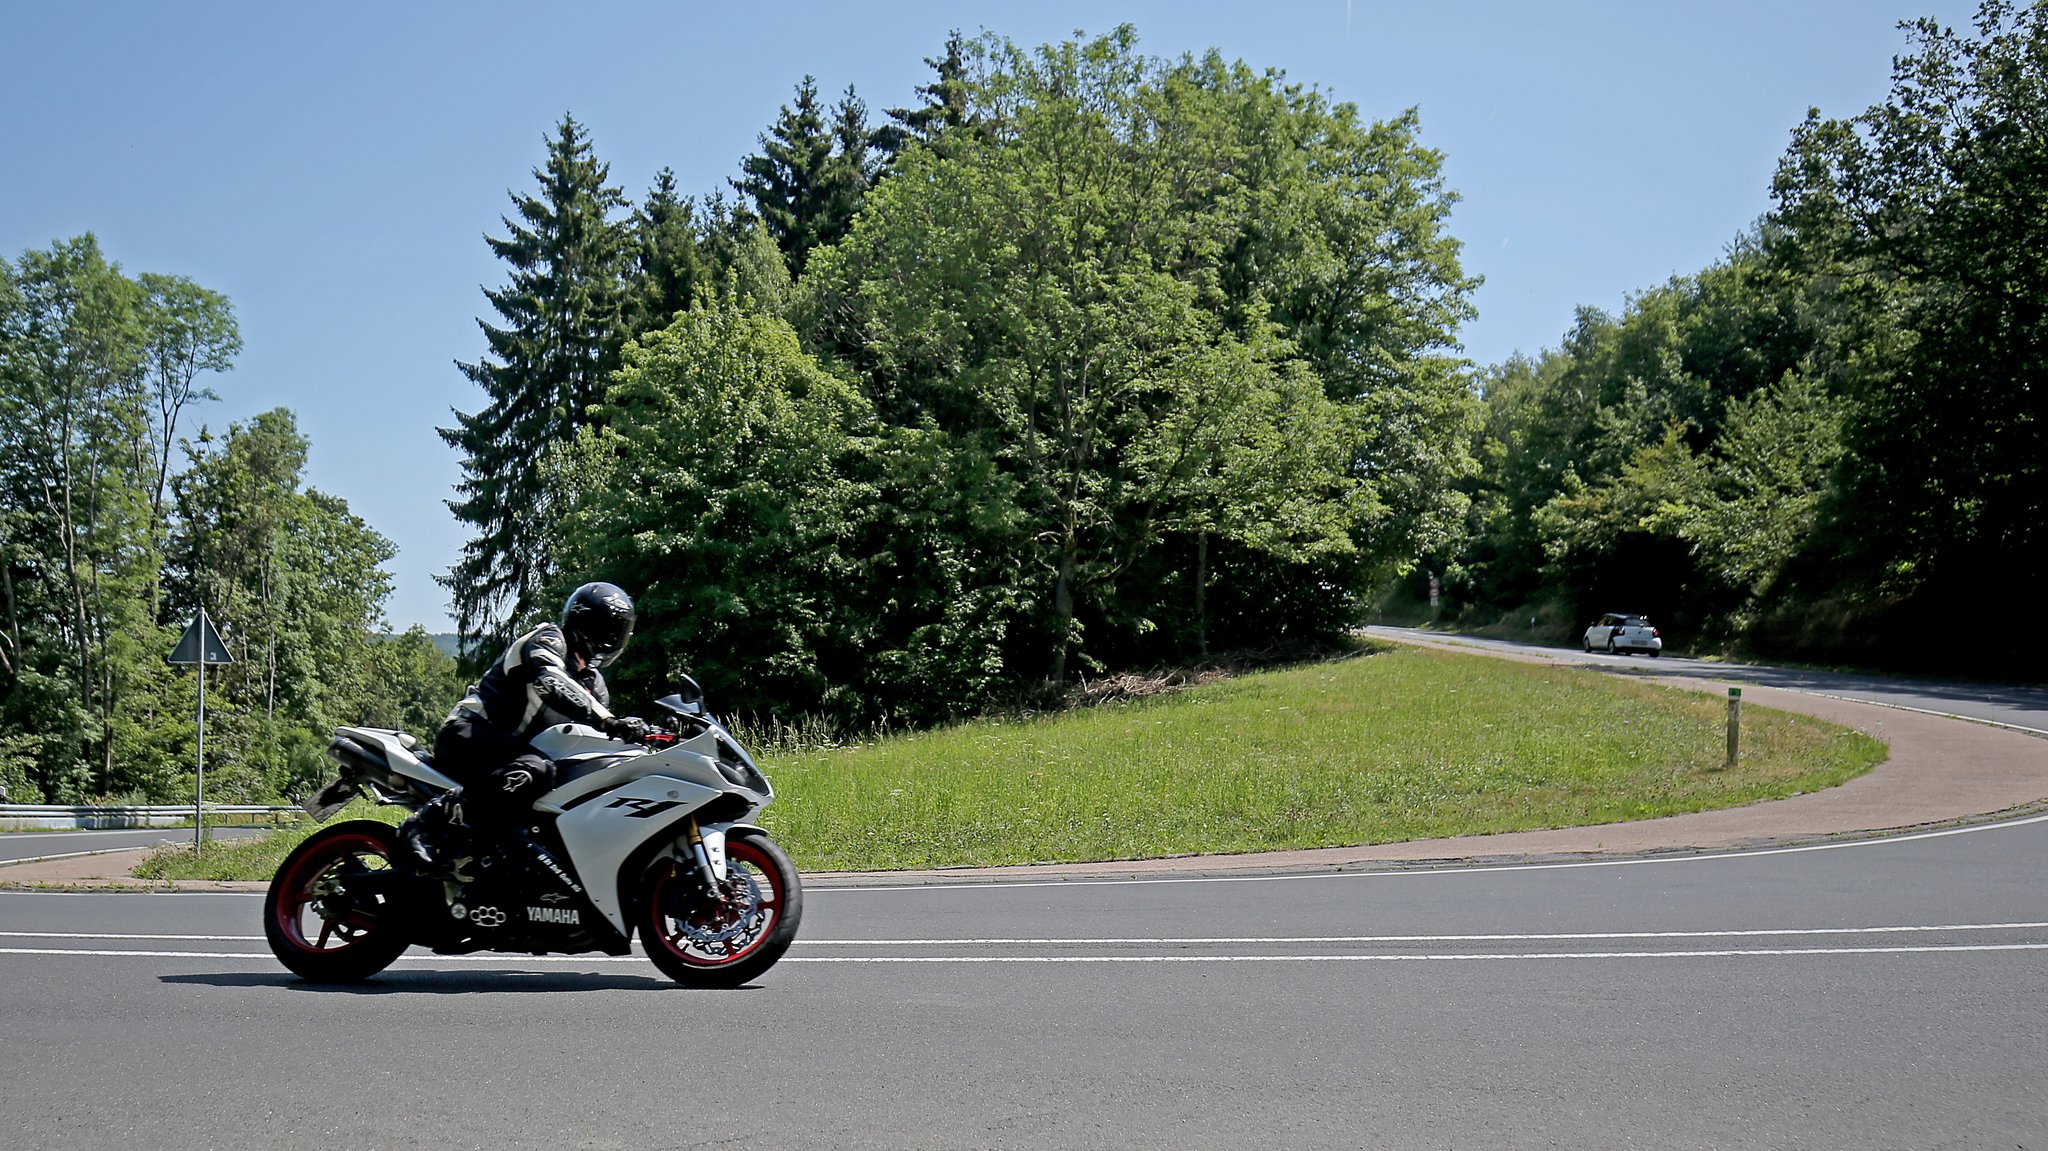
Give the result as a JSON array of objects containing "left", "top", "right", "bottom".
[{"left": 605, "top": 797, "right": 683, "bottom": 819}]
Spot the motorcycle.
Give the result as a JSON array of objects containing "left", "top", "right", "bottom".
[{"left": 262, "top": 679, "right": 801, "bottom": 987}]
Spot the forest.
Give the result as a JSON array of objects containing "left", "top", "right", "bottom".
[
  {"left": 4, "top": 5, "right": 2041, "bottom": 804},
  {"left": 1434, "top": 2, "right": 2043, "bottom": 675}
]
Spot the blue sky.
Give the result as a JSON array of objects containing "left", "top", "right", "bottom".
[{"left": 1, "top": 0, "right": 1980, "bottom": 631}]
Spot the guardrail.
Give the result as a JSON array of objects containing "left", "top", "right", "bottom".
[{"left": 0, "top": 804, "right": 300, "bottom": 831}]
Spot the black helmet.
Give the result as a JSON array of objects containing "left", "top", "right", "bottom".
[{"left": 561, "top": 582, "right": 635, "bottom": 669}]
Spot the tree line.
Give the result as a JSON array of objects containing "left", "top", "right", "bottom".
[
  {"left": 0, "top": 238, "right": 462, "bottom": 804},
  {"left": 1434, "top": 0, "right": 2041, "bottom": 678},
  {"left": 446, "top": 27, "right": 1479, "bottom": 725},
  {"left": 10, "top": 8, "right": 2029, "bottom": 805}
]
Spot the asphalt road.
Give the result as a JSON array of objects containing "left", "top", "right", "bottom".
[
  {"left": 3, "top": 811, "right": 2044, "bottom": 1148},
  {"left": 0, "top": 825, "right": 265, "bottom": 865},
  {"left": 1363, "top": 625, "right": 2048, "bottom": 733}
]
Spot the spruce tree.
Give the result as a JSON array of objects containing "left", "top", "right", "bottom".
[
  {"left": 627, "top": 167, "right": 707, "bottom": 338},
  {"left": 731, "top": 77, "right": 836, "bottom": 279},
  {"left": 819, "top": 86, "right": 874, "bottom": 254},
  {"left": 441, "top": 114, "right": 629, "bottom": 654},
  {"left": 874, "top": 30, "right": 972, "bottom": 165}
]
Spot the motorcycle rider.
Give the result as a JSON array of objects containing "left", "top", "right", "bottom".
[{"left": 400, "top": 581, "right": 654, "bottom": 874}]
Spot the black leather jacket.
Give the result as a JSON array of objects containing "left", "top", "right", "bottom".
[{"left": 446, "top": 623, "right": 616, "bottom": 741}]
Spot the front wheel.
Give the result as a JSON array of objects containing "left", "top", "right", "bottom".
[
  {"left": 263, "top": 820, "right": 413, "bottom": 982},
  {"left": 640, "top": 829, "right": 802, "bottom": 988}
]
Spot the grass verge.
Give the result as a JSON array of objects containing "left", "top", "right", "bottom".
[
  {"left": 133, "top": 802, "right": 398, "bottom": 882},
  {"left": 136, "top": 644, "right": 1884, "bottom": 880}
]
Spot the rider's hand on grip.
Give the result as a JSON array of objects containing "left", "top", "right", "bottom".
[{"left": 603, "top": 715, "right": 654, "bottom": 743}]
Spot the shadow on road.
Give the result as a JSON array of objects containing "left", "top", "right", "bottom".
[{"left": 158, "top": 969, "right": 747, "bottom": 994}]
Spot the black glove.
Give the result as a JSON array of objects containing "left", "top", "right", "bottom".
[{"left": 602, "top": 715, "right": 653, "bottom": 743}]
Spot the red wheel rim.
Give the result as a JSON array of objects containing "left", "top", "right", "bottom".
[
  {"left": 273, "top": 832, "right": 392, "bottom": 954},
  {"left": 648, "top": 838, "right": 783, "bottom": 968}
]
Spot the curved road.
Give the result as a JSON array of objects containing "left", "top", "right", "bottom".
[
  {"left": 1362, "top": 624, "right": 2048, "bottom": 733},
  {"left": 0, "top": 825, "right": 265, "bottom": 865},
  {"left": 1, "top": 645, "right": 2043, "bottom": 1148}
]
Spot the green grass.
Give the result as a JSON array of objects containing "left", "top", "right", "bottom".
[
  {"left": 760, "top": 645, "right": 1883, "bottom": 870},
  {"left": 135, "top": 645, "right": 1884, "bottom": 880}
]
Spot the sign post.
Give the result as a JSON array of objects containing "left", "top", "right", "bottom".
[
  {"left": 1725, "top": 687, "right": 1743, "bottom": 770},
  {"left": 168, "top": 608, "right": 234, "bottom": 853}
]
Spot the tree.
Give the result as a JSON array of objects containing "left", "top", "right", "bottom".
[
  {"left": 874, "top": 30, "right": 972, "bottom": 165},
  {"left": 552, "top": 295, "right": 873, "bottom": 718},
  {"left": 1452, "top": 238, "right": 1820, "bottom": 632},
  {"left": 442, "top": 114, "right": 631, "bottom": 656},
  {"left": 166, "top": 409, "right": 400, "bottom": 799},
  {"left": 136, "top": 273, "right": 238, "bottom": 565},
  {"left": 357, "top": 627, "right": 466, "bottom": 736},
  {"left": 0, "top": 235, "right": 159, "bottom": 798},
  {"left": 1768, "top": 0, "right": 2048, "bottom": 670},
  {"left": 808, "top": 29, "right": 1470, "bottom": 681},
  {"left": 820, "top": 86, "right": 875, "bottom": 250},
  {"left": 625, "top": 167, "right": 708, "bottom": 339},
  {"left": 731, "top": 78, "right": 836, "bottom": 279}
]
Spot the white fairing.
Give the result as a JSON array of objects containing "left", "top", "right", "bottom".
[
  {"left": 528, "top": 723, "right": 626, "bottom": 763},
  {"left": 553, "top": 773, "right": 724, "bottom": 936},
  {"left": 520, "top": 722, "right": 773, "bottom": 938},
  {"left": 333, "top": 726, "right": 460, "bottom": 791}
]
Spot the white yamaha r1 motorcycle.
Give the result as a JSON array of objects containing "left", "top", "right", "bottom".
[{"left": 263, "top": 682, "right": 801, "bottom": 987}]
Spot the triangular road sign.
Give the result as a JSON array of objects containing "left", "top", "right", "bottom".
[{"left": 168, "top": 609, "right": 234, "bottom": 666}]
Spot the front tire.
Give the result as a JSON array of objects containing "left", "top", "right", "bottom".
[
  {"left": 263, "top": 820, "right": 413, "bottom": 982},
  {"left": 640, "top": 830, "right": 802, "bottom": 988}
]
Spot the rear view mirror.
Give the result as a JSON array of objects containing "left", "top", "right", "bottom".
[{"left": 655, "top": 674, "right": 706, "bottom": 718}]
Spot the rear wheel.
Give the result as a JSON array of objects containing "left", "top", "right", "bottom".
[
  {"left": 640, "top": 830, "right": 802, "bottom": 988},
  {"left": 263, "top": 820, "right": 413, "bottom": 982},
  {"left": 1605, "top": 638, "right": 1617, "bottom": 654}
]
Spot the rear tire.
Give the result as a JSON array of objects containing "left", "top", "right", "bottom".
[
  {"left": 640, "top": 830, "right": 802, "bottom": 988},
  {"left": 263, "top": 820, "right": 413, "bottom": 982},
  {"left": 1605, "top": 639, "right": 1617, "bottom": 654}
]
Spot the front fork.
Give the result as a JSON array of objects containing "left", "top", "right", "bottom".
[{"left": 684, "top": 819, "right": 728, "bottom": 894}]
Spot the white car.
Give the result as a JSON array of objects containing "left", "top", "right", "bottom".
[{"left": 1583, "top": 613, "right": 1662, "bottom": 656}]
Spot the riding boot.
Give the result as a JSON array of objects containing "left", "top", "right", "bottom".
[{"left": 398, "top": 791, "right": 472, "bottom": 881}]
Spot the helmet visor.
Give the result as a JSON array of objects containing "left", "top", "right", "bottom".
[{"left": 584, "top": 617, "right": 633, "bottom": 668}]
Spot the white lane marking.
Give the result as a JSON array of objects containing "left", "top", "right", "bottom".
[
  {"left": 1796, "top": 690, "right": 2048, "bottom": 738},
  {"left": 0, "top": 890, "right": 266, "bottom": 898},
  {"left": 1, "top": 943, "right": 2045, "bottom": 963},
  {"left": 0, "top": 931, "right": 263, "bottom": 941},
  {"left": 793, "top": 945, "right": 2048, "bottom": 962},
  {"left": 7, "top": 922, "right": 2045, "bottom": 947},
  {"left": 2, "top": 806, "right": 2043, "bottom": 900},
  {"left": 825, "top": 810, "right": 2048, "bottom": 892},
  {"left": 796, "top": 922, "right": 2048, "bottom": 945}
]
